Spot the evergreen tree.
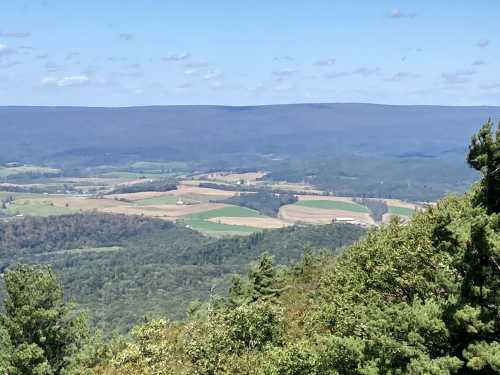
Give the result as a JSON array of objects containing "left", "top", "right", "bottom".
[
  {"left": 248, "top": 255, "right": 285, "bottom": 302},
  {"left": 0, "top": 265, "right": 90, "bottom": 375},
  {"left": 467, "top": 119, "right": 500, "bottom": 213}
]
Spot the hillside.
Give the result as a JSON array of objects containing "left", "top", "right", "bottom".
[
  {"left": 2, "top": 104, "right": 500, "bottom": 165},
  {"left": 0, "top": 213, "right": 365, "bottom": 333},
  {"left": 0, "top": 120, "right": 498, "bottom": 374}
]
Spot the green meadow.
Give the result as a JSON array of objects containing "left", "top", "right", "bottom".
[
  {"left": 388, "top": 206, "right": 415, "bottom": 217},
  {"left": 295, "top": 200, "right": 369, "bottom": 213}
]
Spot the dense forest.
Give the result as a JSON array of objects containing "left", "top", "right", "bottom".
[
  {"left": 214, "top": 191, "right": 297, "bottom": 217},
  {"left": 0, "top": 120, "right": 498, "bottom": 374},
  {"left": 0, "top": 214, "right": 364, "bottom": 333},
  {"left": 107, "top": 179, "right": 177, "bottom": 194}
]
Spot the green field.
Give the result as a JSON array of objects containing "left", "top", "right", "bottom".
[
  {"left": 185, "top": 205, "right": 263, "bottom": 220},
  {"left": 4, "top": 200, "right": 77, "bottom": 217},
  {"left": 388, "top": 206, "right": 415, "bottom": 217},
  {"left": 183, "top": 219, "right": 259, "bottom": 234},
  {"left": 134, "top": 195, "right": 180, "bottom": 205},
  {"left": 295, "top": 200, "right": 369, "bottom": 213},
  {"left": 0, "top": 165, "right": 60, "bottom": 177}
]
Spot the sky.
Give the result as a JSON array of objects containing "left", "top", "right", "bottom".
[{"left": 0, "top": 0, "right": 499, "bottom": 107}]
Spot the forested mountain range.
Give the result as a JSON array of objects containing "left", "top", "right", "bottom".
[
  {"left": 1, "top": 104, "right": 500, "bottom": 165},
  {"left": 0, "top": 120, "right": 498, "bottom": 374}
]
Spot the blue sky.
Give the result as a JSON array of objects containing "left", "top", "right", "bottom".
[{"left": 0, "top": 1, "right": 499, "bottom": 106}]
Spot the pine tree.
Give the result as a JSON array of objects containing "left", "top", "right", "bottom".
[
  {"left": 248, "top": 255, "right": 285, "bottom": 302},
  {"left": 0, "top": 265, "right": 90, "bottom": 375},
  {"left": 467, "top": 119, "right": 500, "bottom": 213}
]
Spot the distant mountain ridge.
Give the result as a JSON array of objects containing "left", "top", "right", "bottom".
[{"left": 1, "top": 103, "right": 500, "bottom": 165}]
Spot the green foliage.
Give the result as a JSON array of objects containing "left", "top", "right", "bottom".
[
  {"left": 0, "top": 265, "right": 91, "bottom": 374},
  {"left": 108, "top": 179, "right": 177, "bottom": 194},
  {"left": 0, "top": 214, "right": 364, "bottom": 333},
  {"left": 467, "top": 119, "right": 500, "bottom": 213},
  {"left": 216, "top": 192, "right": 297, "bottom": 217}
]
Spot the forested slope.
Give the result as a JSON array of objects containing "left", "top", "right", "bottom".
[
  {"left": 0, "top": 214, "right": 364, "bottom": 333},
  {"left": 0, "top": 120, "right": 499, "bottom": 374}
]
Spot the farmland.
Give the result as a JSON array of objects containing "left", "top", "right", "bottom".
[{"left": 0, "top": 167, "right": 426, "bottom": 234}]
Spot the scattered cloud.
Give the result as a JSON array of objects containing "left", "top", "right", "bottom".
[
  {"left": 184, "top": 68, "right": 199, "bottom": 76},
  {"left": 36, "top": 54, "right": 49, "bottom": 60},
  {"left": 0, "top": 44, "right": 14, "bottom": 57},
  {"left": 0, "top": 31, "right": 31, "bottom": 38},
  {"left": 163, "top": 52, "right": 190, "bottom": 62},
  {"left": 118, "top": 33, "right": 134, "bottom": 41},
  {"left": 385, "top": 72, "right": 420, "bottom": 82},
  {"left": 472, "top": 59, "right": 486, "bottom": 66},
  {"left": 476, "top": 39, "right": 489, "bottom": 48},
  {"left": 388, "top": 9, "right": 416, "bottom": 19},
  {"left": 41, "top": 75, "right": 90, "bottom": 87},
  {"left": 203, "top": 70, "right": 222, "bottom": 80},
  {"left": 442, "top": 70, "right": 475, "bottom": 84},
  {"left": 314, "top": 58, "right": 336, "bottom": 67}
]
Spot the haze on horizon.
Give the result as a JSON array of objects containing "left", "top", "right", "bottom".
[{"left": 0, "top": 1, "right": 499, "bottom": 107}]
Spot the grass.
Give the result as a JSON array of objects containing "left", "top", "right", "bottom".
[
  {"left": 295, "top": 200, "right": 369, "bottom": 213},
  {"left": 185, "top": 205, "right": 263, "bottom": 220},
  {"left": 4, "top": 200, "right": 77, "bottom": 217},
  {"left": 183, "top": 219, "right": 259, "bottom": 233},
  {"left": 388, "top": 206, "right": 415, "bottom": 217},
  {"left": 0, "top": 165, "right": 60, "bottom": 177},
  {"left": 134, "top": 196, "right": 180, "bottom": 205}
]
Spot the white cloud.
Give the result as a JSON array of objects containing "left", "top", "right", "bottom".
[
  {"left": 203, "top": 70, "right": 222, "bottom": 80},
  {"left": 41, "top": 75, "right": 90, "bottom": 87},
  {"left": 314, "top": 58, "right": 336, "bottom": 67},
  {"left": 163, "top": 52, "right": 190, "bottom": 62},
  {"left": 388, "top": 9, "right": 416, "bottom": 19},
  {"left": 476, "top": 39, "right": 490, "bottom": 48},
  {"left": 0, "top": 44, "right": 13, "bottom": 56}
]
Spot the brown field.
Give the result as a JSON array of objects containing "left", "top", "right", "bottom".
[
  {"left": 174, "top": 184, "right": 237, "bottom": 197},
  {"left": 105, "top": 191, "right": 176, "bottom": 201},
  {"left": 16, "top": 196, "right": 127, "bottom": 211},
  {"left": 296, "top": 195, "right": 355, "bottom": 203},
  {"left": 271, "top": 182, "right": 324, "bottom": 194},
  {"left": 384, "top": 199, "right": 420, "bottom": 210},
  {"left": 207, "top": 217, "right": 290, "bottom": 229},
  {"left": 103, "top": 203, "right": 229, "bottom": 220},
  {"left": 192, "top": 171, "right": 267, "bottom": 184},
  {"left": 279, "top": 204, "right": 375, "bottom": 226}
]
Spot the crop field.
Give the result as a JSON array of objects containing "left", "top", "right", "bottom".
[
  {"left": 207, "top": 217, "right": 289, "bottom": 229},
  {"left": 4, "top": 200, "right": 76, "bottom": 217},
  {"left": 0, "top": 165, "right": 61, "bottom": 177},
  {"left": 294, "top": 200, "right": 369, "bottom": 213},
  {"left": 279, "top": 204, "right": 374, "bottom": 226},
  {"left": 184, "top": 205, "right": 263, "bottom": 220},
  {"left": 183, "top": 219, "right": 259, "bottom": 234},
  {"left": 388, "top": 206, "right": 415, "bottom": 217},
  {"left": 134, "top": 195, "right": 181, "bottom": 205}
]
